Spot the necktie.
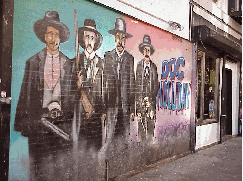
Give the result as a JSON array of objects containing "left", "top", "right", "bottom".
[
  {"left": 91, "top": 60, "right": 94, "bottom": 82},
  {"left": 144, "top": 66, "right": 150, "bottom": 79},
  {"left": 86, "top": 58, "right": 95, "bottom": 82},
  {"left": 117, "top": 57, "right": 122, "bottom": 79}
]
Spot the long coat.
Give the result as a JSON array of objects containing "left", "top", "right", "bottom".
[
  {"left": 103, "top": 49, "right": 135, "bottom": 136},
  {"left": 76, "top": 51, "right": 104, "bottom": 150},
  {"left": 136, "top": 59, "right": 159, "bottom": 115},
  {"left": 14, "top": 48, "right": 76, "bottom": 137},
  {"left": 14, "top": 48, "right": 76, "bottom": 180}
]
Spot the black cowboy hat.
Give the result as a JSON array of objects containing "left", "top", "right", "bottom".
[
  {"left": 33, "top": 11, "right": 70, "bottom": 43},
  {"left": 78, "top": 19, "right": 102, "bottom": 51},
  {"left": 108, "top": 18, "right": 132, "bottom": 39},
  {"left": 138, "top": 34, "right": 155, "bottom": 55}
]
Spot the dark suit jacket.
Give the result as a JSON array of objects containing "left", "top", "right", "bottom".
[
  {"left": 14, "top": 48, "right": 76, "bottom": 137},
  {"left": 136, "top": 59, "right": 159, "bottom": 114},
  {"left": 77, "top": 52, "right": 104, "bottom": 114},
  {"left": 103, "top": 49, "right": 135, "bottom": 118},
  {"left": 75, "top": 52, "right": 105, "bottom": 150}
]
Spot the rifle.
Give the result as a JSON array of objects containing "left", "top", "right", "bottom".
[{"left": 75, "top": 10, "right": 94, "bottom": 118}]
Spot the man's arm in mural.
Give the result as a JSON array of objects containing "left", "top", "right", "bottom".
[
  {"left": 14, "top": 56, "right": 48, "bottom": 136},
  {"left": 152, "top": 62, "right": 159, "bottom": 108},
  {"left": 135, "top": 60, "right": 143, "bottom": 118},
  {"left": 129, "top": 54, "right": 136, "bottom": 119},
  {"left": 103, "top": 51, "right": 116, "bottom": 108},
  {"left": 99, "top": 57, "right": 107, "bottom": 121}
]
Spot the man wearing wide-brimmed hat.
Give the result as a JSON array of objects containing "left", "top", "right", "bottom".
[
  {"left": 103, "top": 18, "right": 135, "bottom": 140},
  {"left": 76, "top": 19, "right": 105, "bottom": 150},
  {"left": 14, "top": 11, "right": 75, "bottom": 180},
  {"left": 136, "top": 34, "right": 158, "bottom": 143}
]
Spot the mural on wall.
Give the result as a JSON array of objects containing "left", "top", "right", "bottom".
[
  {"left": 136, "top": 34, "right": 159, "bottom": 142},
  {"left": 10, "top": 0, "right": 193, "bottom": 180}
]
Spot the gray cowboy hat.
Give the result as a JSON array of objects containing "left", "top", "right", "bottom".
[
  {"left": 108, "top": 18, "right": 132, "bottom": 39},
  {"left": 138, "top": 34, "right": 155, "bottom": 55},
  {"left": 33, "top": 11, "right": 70, "bottom": 43},
  {"left": 78, "top": 19, "right": 103, "bottom": 51}
]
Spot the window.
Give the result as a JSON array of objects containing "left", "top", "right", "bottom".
[
  {"left": 196, "top": 51, "right": 220, "bottom": 124},
  {"left": 229, "top": 0, "right": 242, "bottom": 13},
  {"left": 228, "top": 0, "right": 242, "bottom": 24}
]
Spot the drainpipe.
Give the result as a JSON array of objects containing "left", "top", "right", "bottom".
[
  {"left": 189, "top": 1, "right": 194, "bottom": 42},
  {"left": 189, "top": 1, "right": 196, "bottom": 153},
  {"left": 238, "top": 61, "right": 242, "bottom": 136}
]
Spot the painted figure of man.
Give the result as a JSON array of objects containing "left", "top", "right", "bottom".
[
  {"left": 136, "top": 34, "right": 158, "bottom": 142},
  {"left": 103, "top": 18, "right": 135, "bottom": 139},
  {"left": 76, "top": 19, "right": 105, "bottom": 150},
  {"left": 14, "top": 11, "right": 75, "bottom": 180}
]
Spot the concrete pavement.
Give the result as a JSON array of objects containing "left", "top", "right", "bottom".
[{"left": 126, "top": 137, "right": 242, "bottom": 181}]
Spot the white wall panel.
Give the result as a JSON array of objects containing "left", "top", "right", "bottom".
[
  {"left": 94, "top": 0, "right": 190, "bottom": 40},
  {"left": 196, "top": 123, "right": 220, "bottom": 149}
]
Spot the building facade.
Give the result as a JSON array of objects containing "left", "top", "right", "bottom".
[
  {"left": 190, "top": 0, "right": 242, "bottom": 148},
  {"left": 5, "top": 0, "right": 242, "bottom": 180}
]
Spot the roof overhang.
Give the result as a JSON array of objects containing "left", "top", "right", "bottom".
[{"left": 192, "top": 25, "right": 242, "bottom": 60}]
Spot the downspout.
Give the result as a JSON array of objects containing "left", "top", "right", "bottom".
[
  {"left": 189, "top": 1, "right": 196, "bottom": 153},
  {"left": 189, "top": 1, "right": 193, "bottom": 42},
  {"left": 238, "top": 60, "right": 242, "bottom": 136}
]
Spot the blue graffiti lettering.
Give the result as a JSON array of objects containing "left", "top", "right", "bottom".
[
  {"left": 157, "top": 82, "right": 163, "bottom": 109},
  {"left": 167, "top": 81, "right": 172, "bottom": 109},
  {"left": 169, "top": 58, "right": 176, "bottom": 80},
  {"left": 163, "top": 81, "right": 168, "bottom": 109},
  {"left": 176, "top": 82, "right": 182, "bottom": 111},
  {"left": 161, "top": 57, "right": 185, "bottom": 80},
  {"left": 176, "top": 57, "right": 185, "bottom": 80},
  {"left": 171, "top": 81, "right": 176, "bottom": 111},
  {"left": 156, "top": 81, "right": 190, "bottom": 111},
  {"left": 161, "top": 60, "right": 169, "bottom": 79}
]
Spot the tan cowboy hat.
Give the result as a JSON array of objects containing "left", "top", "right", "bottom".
[
  {"left": 33, "top": 11, "right": 70, "bottom": 43},
  {"left": 108, "top": 18, "right": 132, "bottom": 39},
  {"left": 138, "top": 35, "right": 155, "bottom": 55},
  {"left": 78, "top": 19, "right": 102, "bottom": 51}
]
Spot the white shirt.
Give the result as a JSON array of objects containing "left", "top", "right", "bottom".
[
  {"left": 116, "top": 48, "right": 125, "bottom": 57},
  {"left": 84, "top": 50, "right": 96, "bottom": 60},
  {"left": 144, "top": 60, "right": 151, "bottom": 70},
  {"left": 84, "top": 50, "right": 99, "bottom": 81},
  {"left": 43, "top": 52, "right": 61, "bottom": 109}
]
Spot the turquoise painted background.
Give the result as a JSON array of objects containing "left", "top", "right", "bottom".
[{"left": 10, "top": 0, "right": 121, "bottom": 180}]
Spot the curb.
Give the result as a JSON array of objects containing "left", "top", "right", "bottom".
[{"left": 113, "top": 151, "right": 191, "bottom": 181}]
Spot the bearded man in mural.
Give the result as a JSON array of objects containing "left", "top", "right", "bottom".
[
  {"left": 136, "top": 34, "right": 159, "bottom": 143},
  {"left": 103, "top": 18, "right": 135, "bottom": 139},
  {"left": 14, "top": 11, "right": 76, "bottom": 180},
  {"left": 76, "top": 19, "right": 105, "bottom": 150}
]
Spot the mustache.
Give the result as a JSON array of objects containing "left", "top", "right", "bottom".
[
  {"left": 145, "top": 55, "right": 150, "bottom": 58},
  {"left": 49, "top": 42, "right": 59, "bottom": 45},
  {"left": 87, "top": 44, "right": 92, "bottom": 48},
  {"left": 116, "top": 44, "right": 124, "bottom": 49}
]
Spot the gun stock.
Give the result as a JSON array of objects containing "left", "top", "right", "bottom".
[{"left": 80, "top": 89, "right": 94, "bottom": 118}]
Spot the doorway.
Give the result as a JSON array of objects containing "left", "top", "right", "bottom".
[{"left": 225, "top": 68, "right": 232, "bottom": 135}]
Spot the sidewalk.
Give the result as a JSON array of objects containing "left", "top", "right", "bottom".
[{"left": 127, "top": 137, "right": 242, "bottom": 181}]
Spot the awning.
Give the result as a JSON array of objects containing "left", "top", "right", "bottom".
[{"left": 192, "top": 25, "right": 242, "bottom": 60}]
